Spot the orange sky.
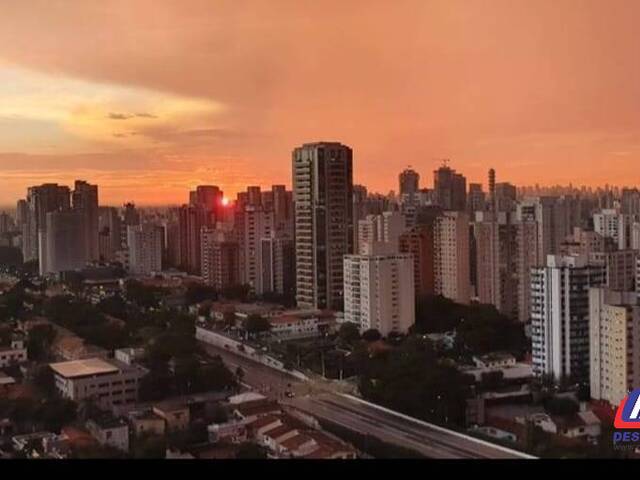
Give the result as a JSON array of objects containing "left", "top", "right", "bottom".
[{"left": 1, "top": 0, "right": 640, "bottom": 205}]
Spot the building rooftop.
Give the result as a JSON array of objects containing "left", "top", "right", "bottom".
[{"left": 49, "top": 358, "right": 119, "bottom": 378}]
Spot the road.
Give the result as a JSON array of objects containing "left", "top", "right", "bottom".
[
  {"left": 200, "top": 340, "right": 534, "bottom": 459},
  {"left": 199, "top": 341, "right": 308, "bottom": 400},
  {"left": 289, "top": 393, "right": 534, "bottom": 459}
]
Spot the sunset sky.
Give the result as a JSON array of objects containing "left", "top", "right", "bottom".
[{"left": 1, "top": 0, "right": 640, "bottom": 205}]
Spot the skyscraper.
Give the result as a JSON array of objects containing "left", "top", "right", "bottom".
[
  {"left": 72, "top": 180, "right": 99, "bottom": 263},
  {"left": 24, "top": 184, "right": 71, "bottom": 274},
  {"left": 433, "top": 163, "right": 467, "bottom": 212},
  {"left": 293, "top": 142, "right": 354, "bottom": 310},
  {"left": 42, "top": 210, "right": 86, "bottom": 275},
  {"left": 433, "top": 211, "right": 470, "bottom": 304},
  {"left": 127, "top": 223, "right": 163, "bottom": 276},
  {"left": 531, "top": 254, "right": 606, "bottom": 382}
]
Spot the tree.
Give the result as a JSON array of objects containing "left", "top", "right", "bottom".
[
  {"left": 133, "top": 433, "right": 167, "bottom": 459},
  {"left": 338, "top": 322, "right": 360, "bottom": 346},
  {"left": 26, "top": 324, "right": 56, "bottom": 361},
  {"left": 185, "top": 283, "right": 218, "bottom": 305},
  {"left": 544, "top": 396, "right": 579, "bottom": 416},
  {"left": 242, "top": 314, "right": 271, "bottom": 339},
  {"left": 362, "top": 329, "right": 382, "bottom": 342},
  {"left": 236, "top": 442, "right": 268, "bottom": 459},
  {"left": 32, "top": 365, "right": 56, "bottom": 398},
  {"left": 358, "top": 335, "right": 473, "bottom": 426}
]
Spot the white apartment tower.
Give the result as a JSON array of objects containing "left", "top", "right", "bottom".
[
  {"left": 343, "top": 243, "right": 415, "bottom": 336},
  {"left": 433, "top": 211, "right": 470, "bottom": 304},
  {"left": 531, "top": 254, "right": 606, "bottom": 383}
]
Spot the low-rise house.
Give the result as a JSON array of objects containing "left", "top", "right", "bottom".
[
  {"left": 207, "top": 418, "right": 249, "bottom": 444},
  {"left": 86, "top": 416, "right": 130, "bottom": 452},
  {"left": 50, "top": 357, "right": 148, "bottom": 411},
  {"left": 517, "top": 410, "right": 601, "bottom": 441},
  {"left": 0, "top": 336, "right": 27, "bottom": 367},
  {"left": 0, "top": 371, "right": 17, "bottom": 395},
  {"left": 232, "top": 399, "right": 282, "bottom": 422},
  {"left": 153, "top": 402, "right": 190, "bottom": 432},
  {"left": 11, "top": 432, "right": 69, "bottom": 459},
  {"left": 128, "top": 410, "right": 166, "bottom": 438}
]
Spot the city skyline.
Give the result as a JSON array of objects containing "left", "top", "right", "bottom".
[{"left": 3, "top": 0, "right": 640, "bottom": 205}]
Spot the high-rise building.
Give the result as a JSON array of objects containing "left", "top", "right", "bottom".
[
  {"left": 467, "top": 183, "right": 485, "bottom": 215},
  {"left": 271, "top": 185, "right": 294, "bottom": 235},
  {"left": 72, "top": 180, "right": 99, "bottom": 262},
  {"left": 433, "top": 163, "right": 466, "bottom": 211},
  {"left": 531, "top": 254, "right": 606, "bottom": 382},
  {"left": 292, "top": 142, "right": 354, "bottom": 310},
  {"left": 24, "top": 184, "right": 71, "bottom": 273},
  {"left": 176, "top": 204, "right": 206, "bottom": 274},
  {"left": 42, "top": 210, "right": 86, "bottom": 275},
  {"left": 515, "top": 209, "right": 542, "bottom": 323},
  {"left": 589, "top": 288, "right": 640, "bottom": 407},
  {"left": 472, "top": 211, "right": 518, "bottom": 318},
  {"left": 98, "top": 207, "right": 122, "bottom": 262},
  {"left": 236, "top": 190, "right": 275, "bottom": 294},
  {"left": 606, "top": 249, "right": 637, "bottom": 291},
  {"left": 593, "top": 208, "right": 634, "bottom": 250},
  {"left": 127, "top": 223, "right": 163, "bottom": 276},
  {"left": 201, "top": 227, "right": 240, "bottom": 291},
  {"left": 399, "top": 224, "right": 435, "bottom": 297},
  {"left": 399, "top": 167, "right": 420, "bottom": 206},
  {"left": 343, "top": 244, "right": 415, "bottom": 336},
  {"left": 260, "top": 232, "right": 295, "bottom": 296},
  {"left": 190, "top": 185, "right": 223, "bottom": 226},
  {"left": 433, "top": 211, "right": 470, "bottom": 304}
]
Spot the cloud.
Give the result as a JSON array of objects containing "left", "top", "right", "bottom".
[{"left": 108, "top": 111, "right": 157, "bottom": 120}]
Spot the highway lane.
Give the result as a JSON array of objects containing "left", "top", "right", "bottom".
[
  {"left": 290, "top": 394, "right": 533, "bottom": 459},
  {"left": 199, "top": 341, "right": 309, "bottom": 400}
]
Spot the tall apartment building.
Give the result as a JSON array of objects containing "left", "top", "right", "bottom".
[
  {"left": 72, "top": 180, "right": 99, "bottom": 263},
  {"left": 98, "top": 207, "right": 123, "bottom": 262},
  {"left": 399, "top": 224, "right": 435, "bottom": 297},
  {"left": 176, "top": 204, "right": 206, "bottom": 274},
  {"left": 530, "top": 255, "right": 606, "bottom": 382},
  {"left": 42, "top": 210, "right": 87, "bottom": 275},
  {"left": 292, "top": 142, "right": 354, "bottom": 310},
  {"left": 467, "top": 183, "right": 486, "bottom": 215},
  {"left": 343, "top": 244, "right": 415, "bottom": 336},
  {"left": 190, "top": 185, "right": 223, "bottom": 226},
  {"left": 127, "top": 224, "right": 163, "bottom": 276},
  {"left": 589, "top": 288, "right": 640, "bottom": 407},
  {"left": 260, "top": 233, "right": 295, "bottom": 296},
  {"left": 433, "top": 211, "right": 470, "bottom": 304},
  {"left": 433, "top": 164, "right": 466, "bottom": 212},
  {"left": 606, "top": 249, "right": 637, "bottom": 292},
  {"left": 472, "top": 211, "right": 518, "bottom": 318},
  {"left": 201, "top": 227, "right": 240, "bottom": 291},
  {"left": 593, "top": 208, "right": 634, "bottom": 250},
  {"left": 236, "top": 195, "right": 275, "bottom": 295},
  {"left": 23, "top": 184, "right": 71, "bottom": 272},
  {"left": 515, "top": 217, "right": 541, "bottom": 323}
]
